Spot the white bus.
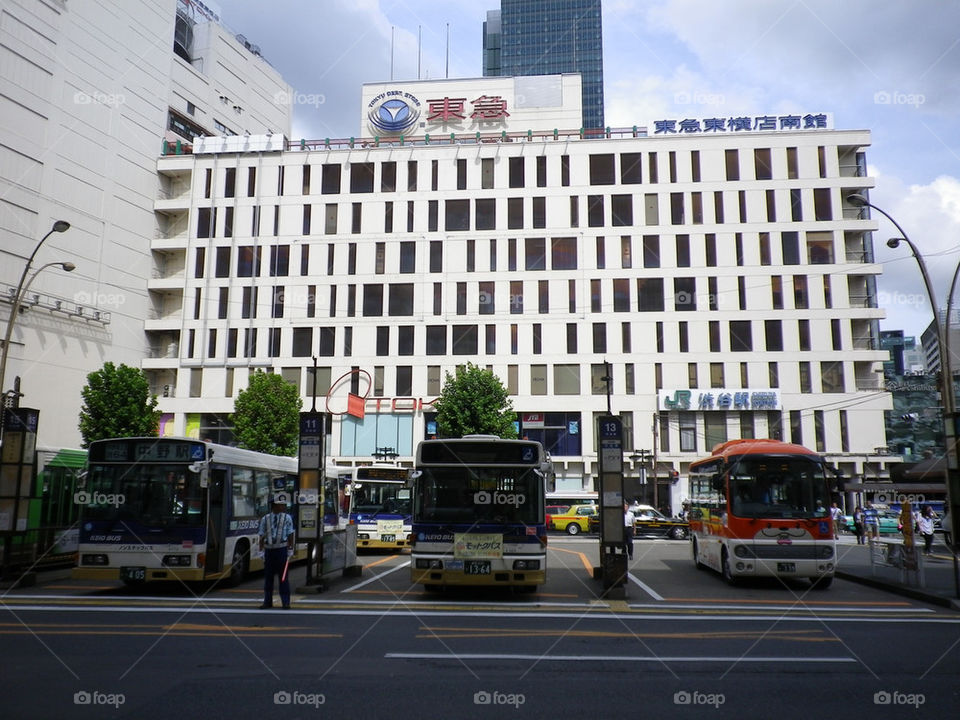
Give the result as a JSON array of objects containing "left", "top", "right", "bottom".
[{"left": 345, "top": 464, "right": 412, "bottom": 550}]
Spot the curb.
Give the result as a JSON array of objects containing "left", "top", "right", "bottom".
[{"left": 836, "top": 570, "right": 960, "bottom": 611}]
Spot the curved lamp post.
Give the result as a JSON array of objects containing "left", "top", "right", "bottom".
[
  {"left": 847, "top": 193, "right": 960, "bottom": 597},
  {"left": 0, "top": 220, "right": 72, "bottom": 401}
]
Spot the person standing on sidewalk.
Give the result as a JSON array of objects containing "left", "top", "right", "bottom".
[
  {"left": 917, "top": 505, "right": 936, "bottom": 556},
  {"left": 830, "top": 502, "right": 844, "bottom": 536},
  {"left": 863, "top": 501, "right": 880, "bottom": 541},
  {"left": 258, "top": 494, "right": 295, "bottom": 609},
  {"left": 852, "top": 505, "right": 866, "bottom": 544}
]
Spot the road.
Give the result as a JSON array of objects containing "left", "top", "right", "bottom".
[{"left": 2, "top": 536, "right": 958, "bottom": 719}]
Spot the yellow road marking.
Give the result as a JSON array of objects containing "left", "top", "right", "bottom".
[
  {"left": 551, "top": 546, "right": 594, "bottom": 576},
  {"left": 364, "top": 553, "right": 403, "bottom": 569},
  {"left": 0, "top": 621, "right": 340, "bottom": 638}
]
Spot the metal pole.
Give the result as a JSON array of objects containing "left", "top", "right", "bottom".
[
  {"left": 848, "top": 194, "right": 960, "bottom": 598},
  {"left": 0, "top": 221, "right": 70, "bottom": 399}
]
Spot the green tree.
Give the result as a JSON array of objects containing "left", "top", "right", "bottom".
[
  {"left": 433, "top": 363, "right": 517, "bottom": 439},
  {"left": 232, "top": 371, "right": 302, "bottom": 456},
  {"left": 78, "top": 362, "right": 161, "bottom": 447}
]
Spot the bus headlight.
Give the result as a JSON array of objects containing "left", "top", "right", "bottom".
[
  {"left": 416, "top": 559, "right": 443, "bottom": 570},
  {"left": 162, "top": 554, "right": 192, "bottom": 567},
  {"left": 818, "top": 546, "right": 834, "bottom": 559},
  {"left": 733, "top": 545, "right": 756, "bottom": 558},
  {"left": 81, "top": 554, "right": 108, "bottom": 566},
  {"left": 513, "top": 560, "right": 540, "bottom": 571}
]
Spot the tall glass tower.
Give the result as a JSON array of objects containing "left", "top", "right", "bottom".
[{"left": 483, "top": 0, "right": 605, "bottom": 131}]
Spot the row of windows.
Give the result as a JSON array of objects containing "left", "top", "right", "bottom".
[
  {"left": 192, "top": 230, "right": 859, "bottom": 280},
  {"left": 195, "top": 186, "right": 843, "bottom": 239},
  {"left": 191, "top": 276, "right": 868, "bottom": 323},
  {"left": 180, "top": 319, "right": 863, "bottom": 373},
  {"left": 202, "top": 145, "right": 849, "bottom": 200}
]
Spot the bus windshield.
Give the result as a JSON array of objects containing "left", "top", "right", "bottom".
[
  {"left": 83, "top": 463, "right": 205, "bottom": 527},
  {"left": 727, "top": 456, "right": 830, "bottom": 520},
  {"left": 352, "top": 483, "right": 411, "bottom": 516},
  {"left": 414, "top": 466, "right": 542, "bottom": 524}
]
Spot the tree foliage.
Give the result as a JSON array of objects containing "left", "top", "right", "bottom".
[
  {"left": 433, "top": 363, "right": 517, "bottom": 439},
  {"left": 78, "top": 362, "right": 161, "bottom": 447},
  {"left": 232, "top": 371, "right": 302, "bottom": 456}
]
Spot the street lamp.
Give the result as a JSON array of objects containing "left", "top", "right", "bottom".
[
  {"left": 847, "top": 193, "right": 960, "bottom": 597},
  {"left": 0, "top": 220, "right": 72, "bottom": 403}
]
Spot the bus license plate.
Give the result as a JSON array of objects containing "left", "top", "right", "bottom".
[
  {"left": 464, "top": 560, "right": 491, "bottom": 576},
  {"left": 381, "top": 534, "right": 395, "bottom": 543},
  {"left": 777, "top": 562, "right": 796, "bottom": 573},
  {"left": 121, "top": 566, "right": 145, "bottom": 582}
]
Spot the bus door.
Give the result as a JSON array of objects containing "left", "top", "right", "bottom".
[{"left": 205, "top": 467, "right": 228, "bottom": 575}]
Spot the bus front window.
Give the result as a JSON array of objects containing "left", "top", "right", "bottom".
[
  {"left": 82, "top": 464, "right": 205, "bottom": 527},
  {"left": 729, "top": 458, "right": 829, "bottom": 519}
]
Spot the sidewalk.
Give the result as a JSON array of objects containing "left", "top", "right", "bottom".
[{"left": 834, "top": 535, "right": 960, "bottom": 611}]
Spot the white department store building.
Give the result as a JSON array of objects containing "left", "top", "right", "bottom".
[
  {"left": 0, "top": 0, "right": 290, "bottom": 448},
  {"left": 150, "top": 74, "right": 894, "bottom": 510}
]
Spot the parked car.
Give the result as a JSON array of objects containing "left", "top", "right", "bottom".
[
  {"left": 587, "top": 504, "right": 690, "bottom": 539},
  {"left": 549, "top": 504, "right": 598, "bottom": 535}
]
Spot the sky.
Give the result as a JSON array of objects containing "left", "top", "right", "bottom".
[{"left": 215, "top": 0, "right": 960, "bottom": 341}]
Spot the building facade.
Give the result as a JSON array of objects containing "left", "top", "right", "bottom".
[
  {"left": 150, "top": 75, "right": 894, "bottom": 511},
  {"left": 483, "top": 0, "right": 605, "bottom": 132},
  {"left": 0, "top": 0, "right": 291, "bottom": 448}
]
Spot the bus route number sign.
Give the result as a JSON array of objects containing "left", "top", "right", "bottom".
[{"left": 598, "top": 417, "right": 623, "bottom": 473}]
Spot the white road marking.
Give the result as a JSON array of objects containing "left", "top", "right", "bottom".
[
  {"left": 385, "top": 652, "right": 858, "bottom": 663},
  {"left": 627, "top": 572, "right": 664, "bottom": 601},
  {"left": 342, "top": 561, "right": 410, "bottom": 592}
]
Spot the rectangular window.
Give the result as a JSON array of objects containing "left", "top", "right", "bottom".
[
  {"left": 670, "top": 193, "right": 684, "bottom": 224},
  {"left": 679, "top": 321, "right": 689, "bottom": 352},
  {"left": 197, "top": 207, "right": 216, "bottom": 238},
  {"left": 302, "top": 164, "right": 311, "bottom": 194},
  {"left": 452, "top": 325, "right": 478, "bottom": 355},
  {"left": 292, "top": 328, "right": 312, "bottom": 357},
  {"left": 532, "top": 196, "right": 546, "bottom": 228},
  {"left": 691, "top": 150, "right": 701, "bottom": 182},
  {"left": 592, "top": 323, "right": 606, "bottom": 353},
  {"left": 237, "top": 246, "right": 261, "bottom": 277},
  {"left": 675, "top": 235, "right": 690, "bottom": 267},
  {"left": 384, "top": 202, "right": 393, "bottom": 233},
  {"left": 561, "top": 155, "right": 570, "bottom": 186},
  {"left": 768, "top": 362, "right": 779, "bottom": 389},
  {"left": 269, "top": 245, "right": 289, "bottom": 276},
  {"left": 648, "top": 152, "right": 658, "bottom": 183},
  {"left": 589, "top": 154, "right": 615, "bottom": 185},
  {"left": 388, "top": 283, "right": 414, "bottom": 316},
  {"left": 396, "top": 366, "right": 412, "bottom": 396},
  {"left": 569, "top": 196, "right": 579, "bottom": 227},
  {"left": 793, "top": 275, "right": 809, "bottom": 309},
  {"left": 754, "top": 148, "right": 772, "bottom": 180},
  {"left": 223, "top": 207, "right": 233, "bottom": 238},
  {"left": 247, "top": 167, "right": 256, "bottom": 197},
  {"left": 730, "top": 320, "right": 752, "bottom": 351},
  {"left": 456, "top": 158, "right": 467, "bottom": 190},
  {"left": 350, "top": 162, "right": 375, "bottom": 193},
  {"left": 554, "top": 364, "right": 580, "bottom": 395},
  {"left": 782, "top": 231, "right": 800, "bottom": 265},
  {"left": 538, "top": 280, "right": 549, "bottom": 313},
  {"left": 566, "top": 323, "right": 578, "bottom": 353},
  {"left": 715, "top": 191, "right": 725, "bottom": 224},
  {"left": 813, "top": 188, "right": 833, "bottom": 221},
  {"left": 725, "top": 149, "right": 739, "bottom": 181},
  {"left": 620, "top": 235, "right": 632, "bottom": 269},
  {"left": 790, "top": 410, "right": 803, "bottom": 446},
  {"left": 399, "top": 241, "right": 416, "bottom": 273},
  {"left": 509, "top": 157, "right": 525, "bottom": 188},
  {"left": 407, "top": 160, "right": 418, "bottom": 191},
  {"left": 644, "top": 194, "right": 658, "bottom": 225},
  {"left": 485, "top": 324, "right": 496, "bottom": 354},
  {"left": 680, "top": 413, "right": 697, "bottom": 452},
  {"left": 674, "top": 277, "right": 696, "bottom": 311},
  {"left": 426, "top": 326, "right": 446, "bottom": 355},
  {"left": 596, "top": 236, "right": 605, "bottom": 269},
  {"left": 791, "top": 188, "right": 803, "bottom": 222},
  {"left": 568, "top": 279, "right": 577, "bottom": 313},
  {"left": 787, "top": 147, "right": 799, "bottom": 179},
  {"left": 456, "top": 282, "right": 467, "bottom": 315},
  {"left": 765, "top": 189, "right": 776, "bottom": 222},
  {"left": 532, "top": 323, "right": 542, "bottom": 354},
  {"left": 591, "top": 279, "right": 602, "bottom": 313},
  {"left": 611, "top": 194, "right": 633, "bottom": 226},
  {"left": 637, "top": 278, "right": 664, "bottom": 311},
  {"left": 324, "top": 204, "right": 337, "bottom": 234},
  {"left": 709, "top": 321, "right": 720, "bottom": 352},
  {"left": 214, "top": 247, "right": 230, "bottom": 278},
  {"left": 669, "top": 151, "right": 677, "bottom": 183},
  {"left": 362, "top": 284, "right": 383, "bottom": 317},
  {"left": 317, "top": 327, "right": 336, "bottom": 356},
  {"left": 587, "top": 195, "right": 604, "bottom": 227},
  {"left": 798, "top": 319, "right": 811, "bottom": 351},
  {"left": 799, "top": 361, "right": 812, "bottom": 393},
  {"left": 321, "top": 164, "right": 341, "bottom": 194},
  {"left": 510, "top": 280, "right": 523, "bottom": 314},
  {"left": 643, "top": 235, "right": 660, "bottom": 268},
  {"left": 738, "top": 276, "right": 747, "bottom": 310},
  {"left": 272, "top": 286, "right": 284, "bottom": 318},
  {"left": 479, "top": 281, "right": 495, "bottom": 315},
  {"left": 621, "top": 152, "right": 642, "bottom": 183},
  {"left": 508, "top": 197, "right": 524, "bottom": 229},
  {"left": 765, "top": 320, "right": 783, "bottom": 351},
  {"left": 429, "top": 241, "right": 443, "bottom": 273},
  {"left": 771, "top": 276, "right": 783, "bottom": 309},
  {"left": 428, "top": 200, "right": 438, "bottom": 231},
  {"left": 525, "top": 238, "right": 546, "bottom": 271},
  {"left": 831, "top": 318, "right": 842, "bottom": 351},
  {"left": 267, "top": 327, "right": 280, "bottom": 357},
  {"left": 613, "top": 278, "right": 630, "bottom": 312},
  {"left": 351, "top": 203, "right": 362, "bottom": 233},
  {"left": 551, "top": 236, "right": 577, "bottom": 270},
  {"left": 445, "top": 199, "right": 470, "bottom": 231},
  {"left": 475, "top": 198, "right": 496, "bottom": 230},
  {"left": 381, "top": 161, "right": 396, "bottom": 192}
]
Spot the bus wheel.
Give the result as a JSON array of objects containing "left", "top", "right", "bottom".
[
  {"left": 229, "top": 541, "right": 250, "bottom": 586},
  {"left": 566, "top": 523, "right": 581, "bottom": 535},
  {"left": 721, "top": 549, "right": 738, "bottom": 586},
  {"left": 810, "top": 575, "right": 833, "bottom": 590},
  {"left": 692, "top": 539, "right": 707, "bottom": 570}
]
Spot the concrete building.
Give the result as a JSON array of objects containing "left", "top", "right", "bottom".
[
  {"left": 151, "top": 74, "right": 894, "bottom": 511},
  {"left": 483, "top": 0, "right": 605, "bottom": 132},
  {"left": 0, "top": 0, "right": 291, "bottom": 448}
]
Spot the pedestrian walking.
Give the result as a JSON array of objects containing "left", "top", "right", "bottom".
[
  {"left": 863, "top": 501, "right": 880, "bottom": 541},
  {"left": 917, "top": 506, "right": 936, "bottom": 556},
  {"left": 623, "top": 501, "right": 637, "bottom": 561},
  {"left": 830, "top": 502, "right": 844, "bottom": 535},
  {"left": 258, "top": 493, "right": 295, "bottom": 609}
]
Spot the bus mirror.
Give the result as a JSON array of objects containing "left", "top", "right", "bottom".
[{"left": 710, "top": 475, "right": 723, "bottom": 491}]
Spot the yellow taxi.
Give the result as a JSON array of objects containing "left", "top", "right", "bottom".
[{"left": 549, "top": 504, "right": 598, "bottom": 535}]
